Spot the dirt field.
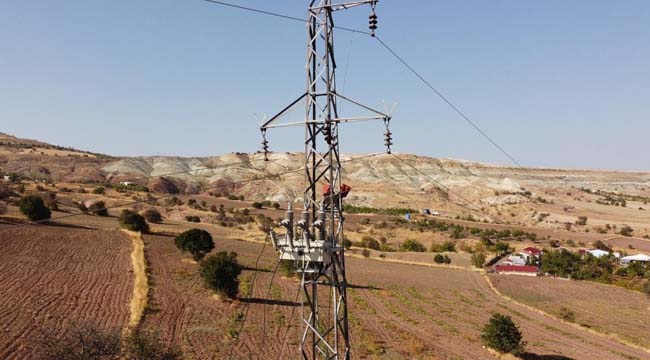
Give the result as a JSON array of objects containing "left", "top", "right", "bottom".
[
  {"left": 489, "top": 274, "right": 650, "bottom": 349},
  {"left": 0, "top": 225, "right": 133, "bottom": 360},
  {"left": 139, "top": 224, "right": 650, "bottom": 360}
]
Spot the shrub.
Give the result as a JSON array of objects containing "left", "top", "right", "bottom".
[
  {"left": 34, "top": 322, "right": 121, "bottom": 360},
  {"left": 200, "top": 252, "right": 243, "bottom": 298},
  {"left": 272, "top": 202, "right": 281, "bottom": 209},
  {"left": 123, "top": 328, "right": 181, "bottom": 360},
  {"left": 431, "top": 240, "right": 456, "bottom": 253},
  {"left": 19, "top": 195, "right": 51, "bottom": 221},
  {"left": 185, "top": 215, "right": 201, "bottom": 223},
  {"left": 576, "top": 216, "right": 588, "bottom": 226},
  {"left": 620, "top": 226, "right": 634, "bottom": 237},
  {"left": 593, "top": 240, "right": 612, "bottom": 252},
  {"left": 493, "top": 241, "right": 511, "bottom": 254},
  {"left": 141, "top": 208, "right": 163, "bottom": 223},
  {"left": 433, "top": 254, "right": 445, "bottom": 264},
  {"left": 471, "top": 253, "right": 486, "bottom": 268},
  {"left": 251, "top": 202, "right": 263, "bottom": 209},
  {"left": 558, "top": 306, "right": 575, "bottom": 322},
  {"left": 360, "top": 236, "right": 380, "bottom": 250},
  {"left": 481, "top": 313, "right": 525, "bottom": 354},
  {"left": 361, "top": 248, "right": 371, "bottom": 258},
  {"left": 175, "top": 229, "right": 214, "bottom": 260},
  {"left": 92, "top": 186, "right": 105, "bottom": 195},
  {"left": 400, "top": 239, "right": 426, "bottom": 252},
  {"left": 77, "top": 202, "right": 88, "bottom": 213},
  {"left": 119, "top": 210, "right": 149, "bottom": 233},
  {"left": 88, "top": 201, "right": 108, "bottom": 216}
]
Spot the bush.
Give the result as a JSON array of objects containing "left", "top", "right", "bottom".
[
  {"left": 35, "top": 322, "right": 181, "bottom": 360},
  {"left": 119, "top": 210, "right": 149, "bottom": 233},
  {"left": 123, "top": 328, "right": 181, "bottom": 360},
  {"left": 576, "top": 216, "right": 588, "bottom": 226},
  {"left": 92, "top": 186, "right": 105, "bottom": 194},
  {"left": 433, "top": 254, "right": 444, "bottom": 264},
  {"left": 251, "top": 202, "right": 263, "bottom": 209},
  {"left": 272, "top": 202, "right": 281, "bottom": 210},
  {"left": 141, "top": 208, "right": 163, "bottom": 223},
  {"left": 620, "top": 226, "right": 634, "bottom": 237},
  {"left": 34, "top": 322, "right": 121, "bottom": 360},
  {"left": 481, "top": 313, "right": 525, "bottom": 354},
  {"left": 360, "top": 236, "right": 381, "bottom": 250},
  {"left": 400, "top": 239, "right": 426, "bottom": 252},
  {"left": 175, "top": 229, "right": 215, "bottom": 260},
  {"left": 431, "top": 240, "right": 456, "bottom": 253},
  {"left": 558, "top": 306, "right": 576, "bottom": 322},
  {"left": 88, "top": 201, "right": 108, "bottom": 216},
  {"left": 185, "top": 215, "right": 201, "bottom": 223},
  {"left": 19, "top": 195, "right": 51, "bottom": 221},
  {"left": 200, "top": 252, "right": 243, "bottom": 298},
  {"left": 471, "top": 252, "right": 486, "bottom": 268},
  {"left": 361, "top": 248, "right": 371, "bottom": 258}
]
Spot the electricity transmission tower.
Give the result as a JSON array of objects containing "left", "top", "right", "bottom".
[{"left": 260, "top": 1, "right": 392, "bottom": 359}]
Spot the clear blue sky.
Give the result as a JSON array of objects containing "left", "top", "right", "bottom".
[{"left": 1, "top": 1, "right": 649, "bottom": 170}]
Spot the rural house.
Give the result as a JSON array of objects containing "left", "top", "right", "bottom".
[{"left": 620, "top": 253, "right": 650, "bottom": 265}]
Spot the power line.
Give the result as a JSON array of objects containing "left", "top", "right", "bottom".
[
  {"left": 199, "top": 0, "right": 372, "bottom": 35},
  {"left": 373, "top": 36, "right": 524, "bottom": 168},
  {"left": 389, "top": 153, "right": 484, "bottom": 212},
  {"left": 198, "top": 0, "right": 524, "bottom": 171}
]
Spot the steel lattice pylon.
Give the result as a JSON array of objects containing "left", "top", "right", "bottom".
[{"left": 260, "top": 1, "right": 390, "bottom": 359}]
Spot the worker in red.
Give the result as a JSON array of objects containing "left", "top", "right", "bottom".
[{"left": 322, "top": 183, "right": 351, "bottom": 210}]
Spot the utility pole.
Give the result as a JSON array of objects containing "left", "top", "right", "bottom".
[{"left": 260, "top": 1, "right": 391, "bottom": 358}]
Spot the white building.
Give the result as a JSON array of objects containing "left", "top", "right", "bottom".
[
  {"left": 620, "top": 254, "right": 650, "bottom": 265},
  {"left": 587, "top": 249, "right": 620, "bottom": 258}
]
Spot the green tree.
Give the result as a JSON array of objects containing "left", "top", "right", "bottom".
[
  {"left": 400, "top": 239, "right": 426, "bottom": 252},
  {"left": 481, "top": 313, "right": 525, "bottom": 354},
  {"left": 88, "top": 201, "right": 108, "bottom": 216},
  {"left": 200, "top": 252, "right": 243, "bottom": 299},
  {"left": 493, "top": 241, "right": 511, "bottom": 255},
  {"left": 175, "top": 229, "right": 215, "bottom": 260},
  {"left": 19, "top": 195, "right": 51, "bottom": 221},
  {"left": 433, "top": 253, "right": 445, "bottom": 264},
  {"left": 471, "top": 252, "right": 486, "bottom": 268},
  {"left": 119, "top": 210, "right": 150, "bottom": 233},
  {"left": 141, "top": 208, "right": 162, "bottom": 223},
  {"left": 431, "top": 240, "right": 456, "bottom": 253},
  {"left": 360, "top": 236, "right": 380, "bottom": 250}
]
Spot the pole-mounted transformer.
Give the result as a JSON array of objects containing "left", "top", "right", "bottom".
[{"left": 260, "top": 1, "right": 392, "bottom": 359}]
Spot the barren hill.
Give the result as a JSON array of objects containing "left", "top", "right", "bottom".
[{"left": 2, "top": 133, "right": 650, "bottom": 233}]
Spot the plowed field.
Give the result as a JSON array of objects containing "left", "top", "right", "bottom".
[
  {"left": 142, "top": 229, "right": 650, "bottom": 360},
  {"left": 0, "top": 225, "right": 133, "bottom": 360}
]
